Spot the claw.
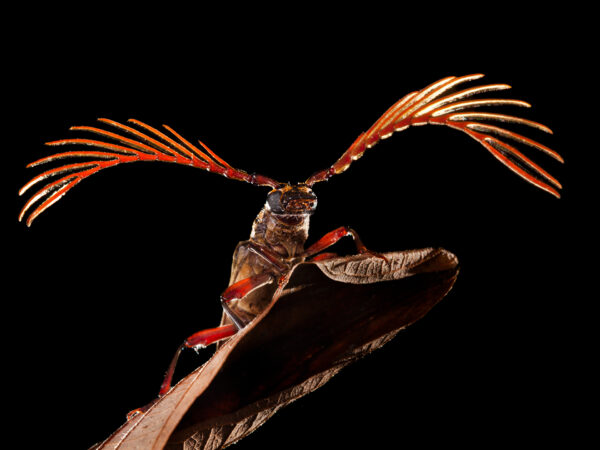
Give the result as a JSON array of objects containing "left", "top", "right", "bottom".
[
  {"left": 126, "top": 398, "right": 159, "bottom": 421},
  {"left": 359, "top": 248, "right": 390, "bottom": 264}
]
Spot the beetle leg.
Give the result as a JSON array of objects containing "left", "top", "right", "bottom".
[
  {"left": 303, "top": 226, "right": 388, "bottom": 262},
  {"left": 148, "top": 273, "right": 273, "bottom": 403},
  {"left": 153, "top": 324, "right": 239, "bottom": 399},
  {"left": 247, "top": 242, "right": 288, "bottom": 272},
  {"left": 303, "top": 226, "right": 364, "bottom": 257},
  {"left": 220, "top": 272, "right": 274, "bottom": 329},
  {"left": 126, "top": 323, "right": 239, "bottom": 419},
  {"left": 309, "top": 252, "right": 339, "bottom": 262}
]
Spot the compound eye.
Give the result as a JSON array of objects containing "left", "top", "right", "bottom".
[{"left": 266, "top": 190, "right": 284, "bottom": 213}]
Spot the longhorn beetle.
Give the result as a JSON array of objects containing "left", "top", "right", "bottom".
[{"left": 19, "top": 74, "right": 562, "bottom": 415}]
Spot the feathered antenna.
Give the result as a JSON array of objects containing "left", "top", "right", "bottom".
[
  {"left": 19, "top": 118, "right": 281, "bottom": 226},
  {"left": 305, "top": 74, "right": 563, "bottom": 197}
]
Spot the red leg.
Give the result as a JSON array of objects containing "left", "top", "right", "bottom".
[
  {"left": 127, "top": 323, "right": 238, "bottom": 419},
  {"left": 303, "top": 226, "right": 388, "bottom": 263},
  {"left": 309, "top": 252, "right": 339, "bottom": 261},
  {"left": 221, "top": 272, "right": 274, "bottom": 304},
  {"left": 303, "top": 226, "right": 369, "bottom": 258},
  {"left": 127, "top": 273, "right": 276, "bottom": 419},
  {"left": 157, "top": 324, "right": 238, "bottom": 397},
  {"left": 150, "top": 273, "right": 273, "bottom": 404},
  {"left": 221, "top": 272, "right": 274, "bottom": 329}
]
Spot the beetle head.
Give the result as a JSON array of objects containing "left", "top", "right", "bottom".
[{"left": 266, "top": 184, "right": 317, "bottom": 215}]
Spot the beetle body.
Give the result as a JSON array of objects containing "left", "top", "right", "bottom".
[{"left": 225, "top": 184, "right": 318, "bottom": 324}]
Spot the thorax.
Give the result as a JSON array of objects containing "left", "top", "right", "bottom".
[
  {"left": 228, "top": 207, "right": 310, "bottom": 286},
  {"left": 250, "top": 207, "right": 310, "bottom": 259}
]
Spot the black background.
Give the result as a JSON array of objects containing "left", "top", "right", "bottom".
[{"left": 5, "top": 5, "right": 593, "bottom": 450}]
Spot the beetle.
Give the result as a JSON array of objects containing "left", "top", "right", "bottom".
[{"left": 19, "top": 73, "right": 562, "bottom": 416}]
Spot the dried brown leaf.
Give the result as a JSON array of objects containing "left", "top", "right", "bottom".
[{"left": 91, "top": 247, "right": 459, "bottom": 450}]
